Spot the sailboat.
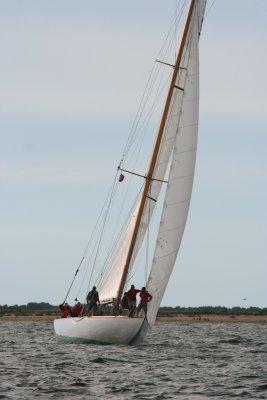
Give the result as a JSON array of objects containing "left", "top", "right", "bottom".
[{"left": 54, "top": 0, "right": 207, "bottom": 345}]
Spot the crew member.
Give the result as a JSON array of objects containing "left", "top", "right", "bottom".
[
  {"left": 59, "top": 302, "right": 72, "bottom": 318},
  {"left": 126, "top": 284, "right": 140, "bottom": 317},
  {"left": 121, "top": 292, "right": 129, "bottom": 315},
  {"left": 136, "top": 287, "right": 152, "bottom": 317},
  {"left": 73, "top": 301, "right": 84, "bottom": 317},
  {"left": 86, "top": 286, "right": 100, "bottom": 316}
]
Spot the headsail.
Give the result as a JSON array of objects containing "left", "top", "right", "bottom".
[{"left": 147, "top": 0, "right": 207, "bottom": 326}]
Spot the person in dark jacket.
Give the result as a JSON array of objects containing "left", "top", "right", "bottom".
[
  {"left": 121, "top": 292, "right": 129, "bottom": 315},
  {"left": 86, "top": 286, "right": 100, "bottom": 316},
  {"left": 121, "top": 292, "right": 129, "bottom": 309}
]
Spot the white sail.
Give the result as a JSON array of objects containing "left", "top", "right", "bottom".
[
  {"left": 98, "top": 201, "right": 140, "bottom": 303},
  {"left": 147, "top": 0, "right": 207, "bottom": 326},
  {"left": 98, "top": 3, "right": 196, "bottom": 302}
]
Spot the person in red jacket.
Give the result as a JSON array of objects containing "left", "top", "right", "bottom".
[
  {"left": 126, "top": 284, "right": 140, "bottom": 317},
  {"left": 136, "top": 287, "right": 152, "bottom": 317},
  {"left": 59, "top": 302, "right": 73, "bottom": 318},
  {"left": 73, "top": 301, "right": 84, "bottom": 317}
]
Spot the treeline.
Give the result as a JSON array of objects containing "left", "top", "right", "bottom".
[
  {"left": 0, "top": 302, "right": 55, "bottom": 310},
  {"left": 0, "top": 303, "right": 266, "bottom": 317},
  {"left": 158, "top": 306, "right": 267, "bottom": 316},
  {"left": 0, "top": 302, "right": 59, "bottom": 317}
]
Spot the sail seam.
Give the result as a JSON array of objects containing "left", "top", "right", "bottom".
[
  {"left": 163, "top": 198, "right": 190, "bottom": 209},
  {"left": 173, "top": 147, "right": 196, "bottom": 155},
  {"left": 179, "top": 122, "right": 198, "bottom": 129},
  {"left": 168, "top": 173, "right": 194, "bottom": 182},
  {"left": 182, "top": 96, "right": 199, "bottom": 103},
  {"left": 157, "top": 225, "right": 185, "bottom": 238},
  {"left": 154, "top": 248, "right": 180, "bottom": 260}
]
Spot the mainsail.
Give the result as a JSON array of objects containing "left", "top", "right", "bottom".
[
  {"left": 99, "top": 0, "right": 206, "bottom": 310},
  {"left": 147, "top": 0, "right": 207, "bottom": 326}
]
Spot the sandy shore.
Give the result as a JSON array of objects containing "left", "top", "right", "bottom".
[{"left": 0, "top": 314, "right": 266, "bottom": 324}]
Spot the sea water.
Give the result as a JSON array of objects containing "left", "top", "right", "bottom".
[{"left": 0, "top": 322, "right": 266, "bottom": 399}]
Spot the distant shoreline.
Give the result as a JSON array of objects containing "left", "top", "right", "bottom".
[{"left": 0, "top": 314, "right": 266, "bottom": 324}]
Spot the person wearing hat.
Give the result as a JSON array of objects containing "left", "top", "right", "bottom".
[
  {"left": 126, "top": 284, "right": 140, "bottom": 317},
  {"left": 86, "top": 286, "right": 100, "bottom": 316},
  {"left": 136, "top": 287, "right": 152, "bottom": 318}
]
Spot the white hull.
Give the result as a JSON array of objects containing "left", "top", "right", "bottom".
[{"left": 54, "top": 316, "right": 145, "bottom": 345}]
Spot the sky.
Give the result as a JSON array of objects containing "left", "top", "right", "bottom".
[{"left": 0, "top": 0, "right": 266, "bottom": 308}]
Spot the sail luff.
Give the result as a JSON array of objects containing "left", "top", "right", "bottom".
[{"left": 115, "top": 0, "right": 198, "bottom": 306}]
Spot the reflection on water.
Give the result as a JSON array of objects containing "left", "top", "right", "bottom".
[{"left": 0, "top": 322, "right": 266, "bottom": 399}]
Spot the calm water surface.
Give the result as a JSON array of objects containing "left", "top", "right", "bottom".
[{"left": 0, "top": 322, "right": 266, "bottom": 399}]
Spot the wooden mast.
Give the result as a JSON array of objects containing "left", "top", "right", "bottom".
[{"left": 116, "top": 0, "right": 196, "bottom": 307}]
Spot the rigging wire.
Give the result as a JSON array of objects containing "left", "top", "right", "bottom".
[
  {"left": 63, "top": 1, "right": 190, "bottom": 304},
  {"left": 64, "top": 170, "right": 119, "bottom": 303},
  {"left": 132, "top": 1, "right": 195, "bottom": 290},
  {"left": 127, "top": 199, "right": 154, "bottom": 289},
  {"left": 112, "top": 2, "right": 190, "bottom": 290},
  {"left": 145, "top": 189, "right": 152, "bottom": 284},
  {"left": 120, "top": 0, "right": 187, "bottom": 164},
  {"left": 155, "top": 0, "right": 196, "bottom": 173},
  {"left": 95, "top": 4, "right": 190, "bottom": 297},
  {"left": 76, "top": 176, "right": 121, "bottom": 294},
  {"left": 85, "top": 171, "right": 119, "bottom": 294},
  {"left": 96, "top": 183, "right": 145, "bottom": 290},
  {"left": 205, "top": 0, "right": 216, "bottom": 20}
]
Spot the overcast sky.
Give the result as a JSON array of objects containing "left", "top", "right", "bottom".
[{"left": 1, "top": 0, "right": 266, "bottom": 308}]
